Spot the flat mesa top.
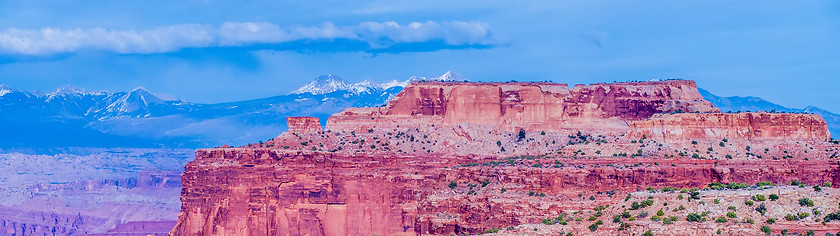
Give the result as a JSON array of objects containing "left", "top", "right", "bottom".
[{"left": 408, "top": 79, "right": 692, "bottom": 87}]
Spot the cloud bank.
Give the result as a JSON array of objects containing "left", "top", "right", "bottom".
[{"left": 0, "top": 21, "right": 496, "bottom": 55}]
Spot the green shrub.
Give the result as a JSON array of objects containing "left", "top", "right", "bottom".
[
  {"left": 727, "top": 212, "right": 737, "bottom": 218},
  {"left": 766, "top": 218, "right": 775, "bottom": 224},
  {"left": 745, "top": 200, "right": 754, "bottom": 206},
  {"left": 769, "top": 194, "right": 779, "bottom": 201},
  {"left": 755, "top": 204, "right": 767, "bottom": 215},
  {"left": 785, "top": 214, "right": 797, "bottom": 221},
  {"left": 687, "top": 213, "right": 702, "bottom": 222},
  {"left": 448, "top": 181, "right": 457, "bottom": 189},
  {"left": 542, "top": 218, "right": 555, "bottom": 225},
  {"left": 587, "top": 220, "right": 603, "bottom": 232},
  {"left": 798, "top": 212, "right": 810, "bottom": 219},
  {"left": 824, "top": 211, "right": 840, "bottom": 222},
  {"left": 761, "top": 225, "right": 771, "bottom": 234},
  {"left": 799, "top": 198, "right": 814, "bottom": 207},
  {"left": 715, "top": 216, "right": 728, "bottom": 223}
]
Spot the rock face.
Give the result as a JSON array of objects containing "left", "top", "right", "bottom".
[
  {"left": 171, "top": 149, "right": 840, "bottom": 235},
  {"left": 326, "top": 80, "right": 718, "bottom": 133},
  {"left": 286, "top": 116, "right": 322, "bottom": 134},
  {"left": 171, "top": 80, "right": 840, "bottom": 236},
  {"left": 630, "top": 112, "right": 830, "bottom": 141}
]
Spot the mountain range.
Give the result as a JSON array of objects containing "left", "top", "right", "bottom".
[
  {"left": 0, "top": 71, "right": 467, "bottom": 148},
  {"left": 0, "top": 74, "right": 836, "bottom": 148}
]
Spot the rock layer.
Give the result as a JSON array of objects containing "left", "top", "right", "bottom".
[
  {"left": 171, "top": 149, "right": 840, "bottom": 235},
  {"left": 326, "top": 80, "right": 718, "bottom": 133},
  {"left": 286, "top": 116, "right": 322, "bottom": 134},
  {"left": 630, "top": 112, "right": 830, "bottom": 141},
  {"left": 171, "top": 80, "right": 839, "bottom": 236}
]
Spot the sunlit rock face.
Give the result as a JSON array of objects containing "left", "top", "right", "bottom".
[{"left": 171, "top": 80, "right": 840, "bottom": 236}]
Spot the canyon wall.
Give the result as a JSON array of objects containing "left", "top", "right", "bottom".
[
  {"left": 629, "top": 112, "right": 830, "bottom": 141},
  {"left": 286, "top": 116, "right": 322, "bottom": 134},
  {"left": 172, "top": 80, "right": 839, "bottom": 235},
  {"left": 172, "top": 149, "right": 840, "bottom": 235},
  {"left": 326, "top": 80, "right": 718, "bottom": 133}
]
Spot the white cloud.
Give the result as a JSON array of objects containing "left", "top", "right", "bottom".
[{"left": 0, "top": 21, "right": 495, "bottom": 55}]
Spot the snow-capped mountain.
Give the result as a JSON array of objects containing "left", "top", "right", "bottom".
[
  {"left": 47, "top": 85, "right": 100, "bottom": 97},
  {"left": 0, "top": 84, "right": 15, "bottom": 97},
  {"left": 407, "top": 70, "right": 470, "bottom": 82},
  {"left": 290, "top": 71, "right": 469, "bottom": 95},
  {"left": 6, "top": 73, "right": 834, "bottom": 149},
  {"left": 290, "top": 75, "right": 354, "bottom": 95},
  {"left": 0, "top": 81, "right": 406, "bottom": 148},
  {"left": 91, "top": 87, "right": 188, "bottom": 119}
]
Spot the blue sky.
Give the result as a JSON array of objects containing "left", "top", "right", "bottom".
[{"left": 0, "top": 0, "right": 838, "bottom": 112}]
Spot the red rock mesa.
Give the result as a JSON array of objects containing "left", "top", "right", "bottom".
[{"left": 171, "top": 80, "right": 839, "bottom": 236}]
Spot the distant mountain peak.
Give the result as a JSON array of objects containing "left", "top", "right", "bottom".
[
  {"left": 290, "top": 71, "right": 469, "bottom": 95},
  {"left": 0, "top": 84, "right": 13, "bottom": 97},
  {"left": 436, "top": 70, "right": 468, "bottom": 81},
  {"left": 47, "top": 84, "right": 98, "bottom": 97},
  {"left": 408, "top": 70, "right": 470, "bottom": 82},
  {"left": 291, "top": 75, "right": 353, "bottom": 95}
]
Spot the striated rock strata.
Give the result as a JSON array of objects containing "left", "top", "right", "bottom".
[
  {"left": 326, "top": 80, "right": 718, "bottom": 133},
  {"left": 171, "top": 80, "right": 840, "bottom": 235},
  {"left": 629, "top": 112, "right": 830, "bottom": 141}
]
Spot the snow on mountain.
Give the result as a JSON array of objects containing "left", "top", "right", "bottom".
[
  {"left": 290, "top": 71, "right": 469, "bottom": 95},
  {"left": 290, "top": 75, "right": 353, "bottom": 95},
  {"left": 88, "top": 87, "right": 188, "bottom": 119},
  {"left": 0, "top": 84, "right": 14, "bottom": 97},
  {"left": 47, "top": 85, "right": 99, "bottom": 97},
  {"left": 408, "top": 70, "right": 470, "bottom": 82}
]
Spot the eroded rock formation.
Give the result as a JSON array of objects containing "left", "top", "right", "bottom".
[
  {"left": 629, "top": 112, "right": 830, "bottom": 142},
  {"left": 171, "top": 80, "right": 840, "bottom": 235},
  {"left": 326, "top": 80, "right": 718, "bottom": 133},
  {"left": 287, "top": 116, "right": 322, "bottom": 134}
]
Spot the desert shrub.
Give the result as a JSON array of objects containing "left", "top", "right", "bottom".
[
  {"left": 448, "top": 181, "right": 457, "bottom": 189},
  {"left": 715, "top": 216, "right": 728, "bottom": 223},
  {"left": 587, "top": 220, "right": 603, "bottom": 232},
  {"left": 755, "top": 204, "right": 767, "bottom": 215},
  {"left": 727, "top": 212, "right": 737, "bottom": 218},
  {"left": 799, "top": 198, "right": 814, "bottom": 207},
  {"left": 824, "top": 212, "right": 840, "bottom": 222},
  {"left": 798, "top": 212, "right": 810, "bottom": 219},
  {"left": 687, "top": 213, "right": 702, "bottom": 222},
  {"left": 761, "top": 225, "right": 771, "bottom": 234},
  {"left": 769, "top": 194, "right": 779, "bottom": 201}
]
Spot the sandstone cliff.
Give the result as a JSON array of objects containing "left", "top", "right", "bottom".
[
  {"left": 171, "top": 80, "right": 840, "bottom": 236},
  {"left": 630, "top": 112, "right": 830, "bottom": 142},
  {"left": 326, "top": 80, "right": 719, "bottom": 133}
]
